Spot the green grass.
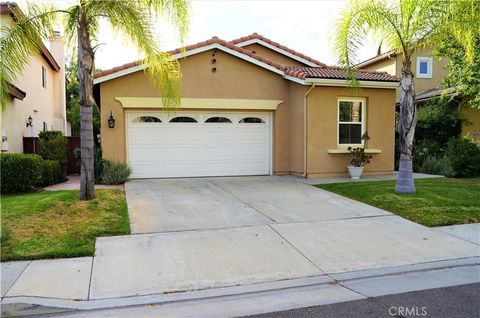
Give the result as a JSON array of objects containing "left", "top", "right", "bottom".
[
  {"left": 316, "top": 178, "right": 480, "bottom": 227},
  {"left": 1, "top": 189, "right": 130, "bottom": 261}
]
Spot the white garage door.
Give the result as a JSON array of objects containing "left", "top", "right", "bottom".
[{"left": 127, "top": 112, "right": 272, "bottom": 178}]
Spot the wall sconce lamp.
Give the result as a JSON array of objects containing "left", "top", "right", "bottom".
[
  {"left": 108, "top": 112, "right": 115, "bottom": 128},
  {"left": 26, "top": 116, "right": 33, "bottom": 127}
]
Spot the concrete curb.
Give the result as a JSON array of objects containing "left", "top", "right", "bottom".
[{"left": 2, "top": 257, "right": 479, "bottom": 317}]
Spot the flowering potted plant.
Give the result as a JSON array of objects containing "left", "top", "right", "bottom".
[{"left": 347, "top": 132, "right": 372, "bottom": 179}]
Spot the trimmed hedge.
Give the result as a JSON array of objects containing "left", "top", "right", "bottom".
[
  {"left": 41, "top": 160, "right": 64, "bottom": 186},
  {"left": 1, "top": 154, "right": 43, "bottom": 194}
]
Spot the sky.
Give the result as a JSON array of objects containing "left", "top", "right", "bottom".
[{"left": 20, "top": 0, "right": 380, "bottom": 70}]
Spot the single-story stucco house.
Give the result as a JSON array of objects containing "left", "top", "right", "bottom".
[{"left": 93, "top": 33, "right": 399, "bottom": 179}]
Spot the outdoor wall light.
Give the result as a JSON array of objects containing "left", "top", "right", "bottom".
[
  {"left": 26, "top": 116, "right": 33, "bottom": 127},
  {"left": 108, "top": 111, "right": 115, "bottom": 128}
]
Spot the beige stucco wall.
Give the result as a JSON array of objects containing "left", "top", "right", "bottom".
[
  {"left": 0, "top": 54, "right": 61, "bottom": 153},
  {"left": 362, "top": 48, "right": 449, "bottom": 101},
  {"left": 0, "top": 13, "right": 67, "bottom": 153},
  {"left": 242, "top": 43, "right": 308, "bottom": 67},
  {"left": 395, "top": 47, "right": 449, "bottom": 97},
  {"left": 461, "top": 105, "right": 480, "bottom": 140},
  {"left": 361, "top": 57, "right": 397, "bottom": 76},
  {"left": 99, "top": 49, "right": 292, "bottom": 172},
  {"left": 305, "top": 86, "right": 396, "bottom": 178},
  {"left": 98, "top": 49, "right": 396, "bottom": 178}
]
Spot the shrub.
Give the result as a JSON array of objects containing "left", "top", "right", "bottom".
[
  {"left": 416, "top": 99, "right": 464, "bottom": 148},
  {"left": 94, "top": 146, "right": 105, "bottom": 183},
  {"left": 413, "top": 139, "right": 443, "bottom": 172},
  {"left": 420, "top": 155, "right": 455, "bottom": 177},
  {"left": 445, "top": 137, "right": 480, "bottom": 177},
  {"left": 39, "top": 131, "right": 68, "bottom": 179},
  {"left": 0, "top": 154, "right": 42, "bottom": 193},
  {"left": 100, "top": 160, "right": 131, "bottom": 184},
  {"left": 41, "top": 160, "right": 63, "bottom": 186}
]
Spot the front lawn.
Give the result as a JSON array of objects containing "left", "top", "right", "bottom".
[
  {"left": 1, "top": 189, "right": 130, "bottom": 261},
  {"left": 316, "top": 178, "right": 480, "bottom": 227}
]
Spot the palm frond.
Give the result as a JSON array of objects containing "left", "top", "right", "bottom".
[
  {"left": 0, "top": 1, "right": 59, "bottom": 110},
  {"left": 86, "top": 0, "right": 189, "bottom": 109}
]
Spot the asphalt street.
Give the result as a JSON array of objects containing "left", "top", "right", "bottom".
[{"left": 243, "top": 283, "right": 480, "bottom": 318}]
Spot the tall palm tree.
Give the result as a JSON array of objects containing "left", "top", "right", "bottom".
[
  {"left": 1, "top": 0, "right": 189, "bottom": 200},
  {"left": 334, "top": 0, "right": 479, "bottom": 193},
  {"left": 334, "top": 0, "right": 447, "bottom": 193}
]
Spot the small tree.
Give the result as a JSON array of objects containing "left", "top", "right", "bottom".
[
  {"left": 334, "top": 0, "right": 477, "bottom": 193},
  {"left": 1, "top": 0, "right": 190, "bottom": 200}
]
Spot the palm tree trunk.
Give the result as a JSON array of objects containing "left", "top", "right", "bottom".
[
  {"left": 395, "top": 69, "right": 416, "bottom": 193},
  {"left": 78, "top": 12, "right": 95, "bottom": 200}
]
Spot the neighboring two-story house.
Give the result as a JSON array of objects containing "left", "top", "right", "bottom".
[
  {"left": 356, "top": 47, "right": 480, "bottom": 139},
  {"left": 1, "top": 2, "right": 68, "bottom": 153}
]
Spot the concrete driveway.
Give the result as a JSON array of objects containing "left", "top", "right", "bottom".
[
  {"left": 125, "top": 176, "right": 390, "bottom": 233},
  {"left": 82, "top": 176, "right": 479, "bottom": 299}
]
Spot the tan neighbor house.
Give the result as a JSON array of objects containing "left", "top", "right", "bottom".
[
  {"left": 93, "top": 33, "right": 398, "bottom": 179},
  {"left": 357, "top": 47, "right": 480, "bottom": 139},
  {"left": 0, "top": 3, "right": 69, "bottom": 153}
]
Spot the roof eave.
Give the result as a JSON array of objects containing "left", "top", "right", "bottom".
[
  {"left": 1, "top": 3, "right": 60, "bottom": 72},
  {"left": 355, "top": 50, "right": 397, "bottom": 69},
  {"left": 7, "top": 83, "right": 27, "bottom": 100},
  {"left": 304, "top": 78, "right": 399, "bottom": 89}
]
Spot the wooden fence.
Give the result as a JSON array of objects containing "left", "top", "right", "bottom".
[{"left": 23, "top": 137, "right": 81, "bottom": 175}]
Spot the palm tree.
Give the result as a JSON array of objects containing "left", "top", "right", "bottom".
[
  {"left": 334, "top": 0, "right": 447, "bottom": 193},
  {"left": 1, "top": 0, "right": 189, "bottom": 200}
]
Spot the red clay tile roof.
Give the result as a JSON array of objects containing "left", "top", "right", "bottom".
[
  {"left": 285, "top": 66, "right": 399, "bottom": 82},
  {"left": 94, "top": 35, "right": 398, "bottom": 84},
  {"left": 229, "top": 33, "right": 327, "bottom": 67},
  {"left": 94, "top": 36, "right": 286, "bottom": 79}
]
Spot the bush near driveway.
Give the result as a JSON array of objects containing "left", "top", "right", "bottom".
[
  {"left": 316, "top": 178, "right": 480, "bottom": 227},
  {"left": 100, "top": 160, "right": 132, "bottom": 185},
  {"left": 1, "top": 189, "right": 130, "bottom": 261},
  {"left": 0, "top": 153, "right": 42, "bottom": 194}
]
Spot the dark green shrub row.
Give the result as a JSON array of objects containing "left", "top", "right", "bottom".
[
  {"left": 1, "top": 154, "right": 43, "bottom": 194},
  {"left": 1, "top": 154, "right": 67, "bottom": 194}
]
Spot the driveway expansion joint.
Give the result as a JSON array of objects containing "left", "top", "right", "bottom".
[{"left": 205, "top": 178, "right": 278, "bottom": 223}]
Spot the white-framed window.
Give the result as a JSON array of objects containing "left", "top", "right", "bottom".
[
  {"left": 416, "top": 57, "right": 432, "bottom": 78},
  {"left": 338, "top": 98, "right": 366, "bottom": 147},
  {"left": 41, "top": 66, "right": 47, "bottom": 88}
]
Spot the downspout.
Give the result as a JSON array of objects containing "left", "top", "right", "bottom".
[{"left": 303, "top": 84, "right": 316, "bottom": 177}]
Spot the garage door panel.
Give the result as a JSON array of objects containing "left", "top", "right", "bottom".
[{"left": 127, "top": 111, "right": 271, "bottom": 178}]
